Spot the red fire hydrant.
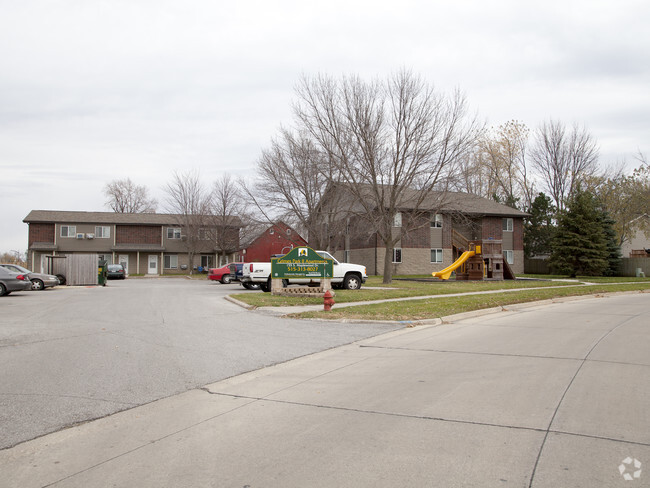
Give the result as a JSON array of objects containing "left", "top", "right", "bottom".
[{"left": 323, "top": 289, "right": 335, "bottom": 311}]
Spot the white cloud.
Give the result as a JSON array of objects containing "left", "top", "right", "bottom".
[{"left": 1, "top": 0, "right": 649, "bottom": 252}]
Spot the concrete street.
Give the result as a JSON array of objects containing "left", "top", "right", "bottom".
[{"left": 1, "top": 291, "right": 648, "bottom": 487}]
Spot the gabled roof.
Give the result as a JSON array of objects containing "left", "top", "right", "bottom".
[
  {"left": 23, "top": 210, "right": 243, "bottom": 227},
  {"left": 242, "top": 221, "right": 306, "bottom": 249},
  {"left": 425, "top": 191, "right": 530, "bottom": 218},
  {"left": 327, "top": 184, "right": 529, "bottom": 218}
]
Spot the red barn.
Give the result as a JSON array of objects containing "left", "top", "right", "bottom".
[{"left": 239, "top": 222, "right": 307, "bottom": 262}]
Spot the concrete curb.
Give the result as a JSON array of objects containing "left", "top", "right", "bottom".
[{"left": 224, "top": 295, "right": 256, "bottom": 310}]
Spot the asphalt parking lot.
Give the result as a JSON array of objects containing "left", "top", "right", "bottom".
[{"left": 0, "top": 278, "right": 399, "bottom": 449}]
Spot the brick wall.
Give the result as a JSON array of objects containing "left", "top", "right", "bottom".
[
  {"left": 116, "top": 225, "right": 161, "bottom": 244},
  {"left": 28, "top": 223, "right": 55, "bottom": 246},
  {"left": 481, "top": 217, "right": 504, "bottom": 241},
  {"left": 513, "top": 218, "right": 524, "bottom": 251},
  {"left": 401, "top": 213, "right": 431, "bottom": 249}
]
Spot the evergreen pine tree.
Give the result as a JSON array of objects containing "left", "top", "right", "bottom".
[
  {"left": 597, "top": 209, "right": 622, "bottom": 276},
  {"left": 550, "top": 190, "right": 608, "bottom": 277},
  {"left": 524, "top": 193, "right": 556, "bottom": 258}
]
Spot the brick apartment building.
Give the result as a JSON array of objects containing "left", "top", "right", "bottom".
[
  {"left": 326, "top": 188, "right": 528, "bottom": 276},
  {"left": 23, "top": 210, "right": 241, "bottom": 275}
]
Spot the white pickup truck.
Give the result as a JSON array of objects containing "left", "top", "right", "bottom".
[{"left": 240, "top": 250, "right": 367, "bottom": 292}]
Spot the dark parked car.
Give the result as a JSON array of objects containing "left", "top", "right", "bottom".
[
  {"left": 0, "top": 264, "right": 60, "bottom": 290},
  {"left": 0, "top": 267, "right": 33, "bottom": 296},
  {"left": 107, "top": 264, "right": 126, "bottom": 279}
]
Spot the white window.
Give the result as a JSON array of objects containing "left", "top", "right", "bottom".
[
  {"left": 393, "top": 212, "right": 402, "bottom": 228},
  {"left": 287, "top": 228, "right": 292, "bottom": 235},
  {"left": 269, "top": 228, "right": 275, "bottom": 235},
  {"left": 431, "top": 249, "right": 443, "bottom": 263},
  {"left": 201, "top": 255, "right": 213, "bottom": 268},
  {"left": 167, "top": 227, "right": 181, "bottom": 239},
  {"left": 431, "top": 214, "right": 443, "bottom": 228},
  {"left": 392, "top": 248, "right": 402, "bottom": 263},
  {"left": 95, "top": 226, "right": 110, "bottom": 238},
  {"left": 503, "top": 250, "right": 514, "bottom": 265},
  {"left": 164, "top": 254, "right": 178, "bottom": 269},
  {"left": 503, "top": 218, "right": 513, "bottom": 232},
  {"left": 60, "top": 225, "right": 76, "bottom": 237}
]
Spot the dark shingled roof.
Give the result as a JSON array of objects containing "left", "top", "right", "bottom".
[
  {"left": 23, "top": 210, "right": 243, "bottom": 227},
  {"left": 337, "top": 185, "right": 529, "bottom": 218}
]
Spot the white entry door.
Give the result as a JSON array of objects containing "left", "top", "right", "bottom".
[
  {"left": 119, "top": 255, "right": 129, "bottom": 274},
  {"left": 148, "top": 255, "right": 158, "bottom": 275}
]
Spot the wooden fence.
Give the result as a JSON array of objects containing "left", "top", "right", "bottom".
[
  {"left": 525, "top": 257, "right": 650, "bottom": 277},
  {"left": 49, "top": 253, "right": 99, "bottom": 285}
]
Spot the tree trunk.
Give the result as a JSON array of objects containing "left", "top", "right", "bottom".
[{"left": 382, "top": 242, "right": 393, "bottom": 284}]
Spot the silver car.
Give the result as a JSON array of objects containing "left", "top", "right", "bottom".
[
  {"left": 0, "top": 267, "right": 33, "bottom": 296},
  {"left": 0, "top": 264, "right": 60, "bottom": 291}
]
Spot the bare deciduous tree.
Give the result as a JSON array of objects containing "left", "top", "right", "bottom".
[
  {"left": 472, "top": 120, "right": 533, "bottom": 209},
  {"left": 209, "top": 173, "right": 250, "bottom": 265},
  {"left": 294, "top": 70, "right": 481, "bottom": 283},
  {"left": 163, "top": 170, "right": 212, "bottom": 273},
  {"left": 531, "top": 120, "right": 599, "bottom": 212},
  {"left": 104, "top": 178, "right": 157, "bottom": 213},
  {"left": 244, "top": 128, "right": 347, "bottom": 251}
]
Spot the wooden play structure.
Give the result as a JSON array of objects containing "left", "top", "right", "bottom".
[{"left": 432, "top": 239, "right": 515, "bottom": 281}]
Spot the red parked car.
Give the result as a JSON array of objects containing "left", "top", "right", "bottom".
[{"left": 208, "top": 265, "right": 233, "bottom": 284}]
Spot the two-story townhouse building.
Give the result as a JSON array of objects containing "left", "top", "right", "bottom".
[
  {"left": 323, "top": 187, "right": 528, "bottom": 277},
  {"left": 23, "top": 210, "right": 241, "bottom": 275}
]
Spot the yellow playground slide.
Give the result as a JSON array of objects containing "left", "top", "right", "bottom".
[{"left": 431, "top": 250, "right": 475, "bottom": 280}]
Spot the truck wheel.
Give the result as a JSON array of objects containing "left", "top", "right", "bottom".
[
  {"left": 260, "top": 277, "right": 271, "bottom": 293},
  {"left": 343, "top": 274, "right": 362, "bottom": 290}
]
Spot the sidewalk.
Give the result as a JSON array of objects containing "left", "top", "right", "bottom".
[
  {"left": 2, "top": 292, "right": 648, "bottom": 487},
  {"left": 236, "top": 280, "right": 598, "bottom": 319}
]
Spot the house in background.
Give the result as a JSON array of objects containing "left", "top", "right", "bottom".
[
  {"left": 325, "top": 189, "right": 528, "bottom": 276},
  {"left": 239, "top": 222, "right": 307, "bottom": 262},
  {"left": 23, "top": 210, "right": 241, "bottom": 275},
  {"left": 621, "top": 214, "right": 650, "bottom": 258}
]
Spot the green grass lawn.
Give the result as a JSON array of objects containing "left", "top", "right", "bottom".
[
  {"left": 293, "top": 283, "right": 650, "bottom": 322},
  {"left": 230, "top": 274, "right": 650, "bottom": 321},
  {"left": 230, "top": 276, "right": 581, "bottom": 307}
]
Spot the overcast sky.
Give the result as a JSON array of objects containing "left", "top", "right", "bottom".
[{"left": 1, "top": 0, "right": 649, "bottom": 255}]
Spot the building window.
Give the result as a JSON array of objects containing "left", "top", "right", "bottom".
[
  {"left": 502, "top": 218, "right": 513, "bottom": 232},
  {"left": 431, "top": 214, "right": 443, "bottom": 228},
  {"left": 287, "top": 228, "right": 292, "bottom": 235},
  {"left": 269, "top": 228, "right": 274, "bottom": 235},
  {"left": 503, "top": 250, "right": 514, "bottom": 265},
  {"left": 167, "top": 227, "right": 181, "bottom": 239},
  {"left": 95, "top": 226, "right": 110, "bottom": 238},
  {"left": 393, "top": 212, "right": 402, "bottom": 228},
  {"left": 431, "top": 249, "right": 443, "bottom": 263},
  {"left": 164, "top": 255, "right": 178, "bottom": 269},
  {"left": 201, "top": 255, "right": 213, "bottom": 269},
  {"left": 392, "top": 248, "right": 402, "bottom": 263},
  {"left": 60, "top": 225, "right": 76, "bottom": 237}
]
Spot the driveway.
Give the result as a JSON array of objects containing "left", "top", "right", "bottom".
[
  {"left": 1, "top": 291, "right": 648, "bottom": 487},
  {"left": 0, "top": 278, "right": 399, "bottom": 449}
]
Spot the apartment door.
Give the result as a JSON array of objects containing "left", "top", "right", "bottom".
[
  {"left": 119, "top": 255, "right": 129, "bottom": 274},
  {"left": 148, "top": 255, "right": 158, "bottom": 275}
]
